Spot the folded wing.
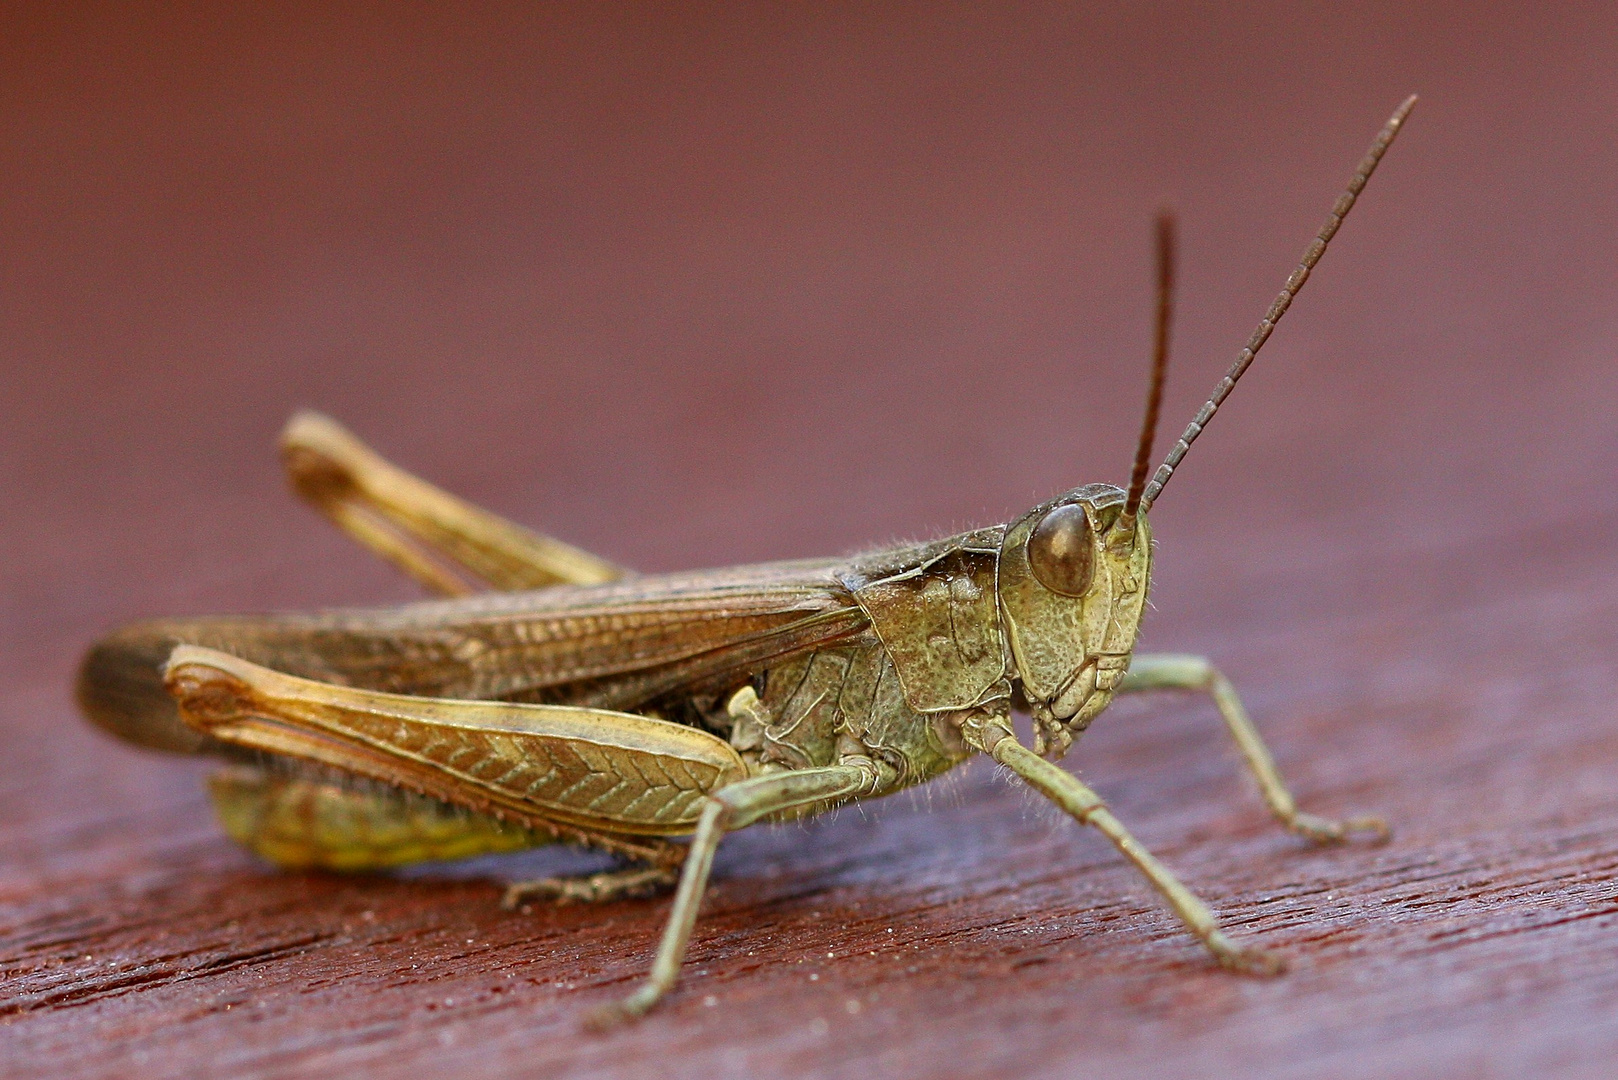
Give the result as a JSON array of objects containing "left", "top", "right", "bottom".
[{"left": 79, "top": 558, "right": 870, "bottom": 753}]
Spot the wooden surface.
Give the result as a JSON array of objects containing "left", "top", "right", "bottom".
[{"left": 5, "top": 5, "right": 1618, "bottom": 1078}]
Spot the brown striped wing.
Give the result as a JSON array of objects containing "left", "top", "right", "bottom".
[{"left": 80, "top": 557, "right": 874, "bottom": 753}]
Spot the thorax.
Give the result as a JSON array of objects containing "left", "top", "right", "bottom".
[{"left": 718, "top": 528, "right": 1013, "bottom": 788}]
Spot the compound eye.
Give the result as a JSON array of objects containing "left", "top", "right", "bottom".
[{"left": 1027, "top": 503, "right": 1095, "bottom": 597}]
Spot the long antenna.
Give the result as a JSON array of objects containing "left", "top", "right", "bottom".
[
  {"left": 1138, "top": 94, "right": 1417, "bottom": 512},
  {"left": 1117, "top": 210, "right": 1175, "bottom": 535}
]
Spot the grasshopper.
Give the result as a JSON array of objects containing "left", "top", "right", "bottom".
[{"left": 77, "top": 97, "right": 1415, "bottom": 1024}]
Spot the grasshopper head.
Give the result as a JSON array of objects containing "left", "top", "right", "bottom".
[
  {"left": 988, "top": 99, "right": 1415, "bottom": 757},
  {"left": 994, "top": 212, "right": 1173, "bottom": 757},
  {"left": 997, "top": 485, "right": 1151, "bottom": 756}
]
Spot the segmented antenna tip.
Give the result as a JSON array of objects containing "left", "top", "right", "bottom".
[
  {"left": 1137, "top": 94, "right": 1416, "bottom": 512},
  {"left": 1119, "top": 210, "right": 1176, "bottom": 530}
]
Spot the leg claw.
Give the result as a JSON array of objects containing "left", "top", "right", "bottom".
[
  {"left": 1213, "top": 940, "right": 1288, "bottom": 977},
  {"left": 582, "top": 1001, "right": 636, "bottom": 1034},
  {"left": 582, "top": 985, "right": 660, "bottom": 1033},
  {"left": 1289, "top": 811, "right": 1391, "bottom": 845},
  {"left": 502, "top": 867, "right": 677, "bottom": 909},
  {"left": 1205, "top": 927, "right": 1287, "bottom": 976}
]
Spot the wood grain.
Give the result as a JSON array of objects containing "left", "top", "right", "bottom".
[{"left": 5, "top": 4, "right": 1618, "bottom": 1078}]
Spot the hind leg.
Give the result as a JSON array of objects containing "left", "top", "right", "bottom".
[
  {"left": 212, "top": 765, "right": 677, "bottom": 904},
  {"left": 280, "top": 411, "right": 625, "bottom": 594},
  {"left": 502, "top": 866, "right": 679, "bottom": 908}
]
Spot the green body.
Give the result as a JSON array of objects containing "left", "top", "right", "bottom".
[
  {"left": 74, "top": 97, "right": 1413, "bottom": 1021},
  {"left": 80, "top": 483, "right": 1151, "bottom": 866}
]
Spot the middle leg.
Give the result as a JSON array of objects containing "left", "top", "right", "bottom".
[{"left": 592, "top": 759, "right": 888, "bottom": 1026}]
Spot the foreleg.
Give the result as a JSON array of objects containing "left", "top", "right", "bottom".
[
  {"left": 972, "top": 717, "right": 1282, "bottom": 975},
  {"left": 1120, "top": 653, "right": 1388, "bottom": 843}
]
